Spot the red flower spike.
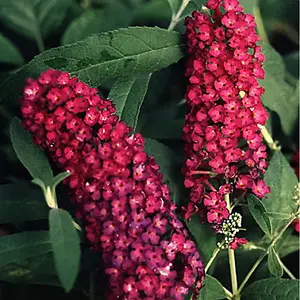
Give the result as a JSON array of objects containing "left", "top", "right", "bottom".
[
  {"left": 183, "top": 0, "right": 270, "bottom": 246},
  {"left": 20, "top": 69, "right": 204, "bottom": 299}
]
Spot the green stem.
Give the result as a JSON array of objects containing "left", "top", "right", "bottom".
[
  {"left": 278, "top": 255, "right": 297, "bottom": 280},
  {"left": 72, "top": 220, "right": 82, "bottom": 231},
  {"left": 224, "top": 287, "right": 234, "bottom": 299},
  {"left": 204, "top": 245, "right": 233, "bottom": 299},
  {"left": 259, "top": 125, "right": 281, "bottom": 151},
  {"left": 228, "top": 248, "right": 240, "bottom": 300},
  {"left": 237, "top": 216, "right": 296, "bottom": 294},
  {"left": 168, "top": 0, "right": 191, "bottom": 30},
  {"left": 224, "top": 193, "right": 240, "bottom": 299},
  {"left": 239, "top": 253, "right": 266, "bottom": 293},
  {"left": 205, "top": 247, "right": 221, "bottom": 273}
]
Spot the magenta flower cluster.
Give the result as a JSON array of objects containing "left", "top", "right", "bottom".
[
  {"left": 182, "top": 0, "right": 270, "bottom": 232},
  {"left": 20, "top": 69, "right": 204, "bottom": 299}
]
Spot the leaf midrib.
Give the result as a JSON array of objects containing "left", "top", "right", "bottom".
[
  {"left": 0, "top": 242, "right": 51, "bottom": 265},
  {"left": 42, "top": 42, "right": 185, "bottom": 73}
]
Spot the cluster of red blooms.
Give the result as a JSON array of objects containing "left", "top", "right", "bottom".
[
  {"left": 20, "top": 69, "right": 204, "bottom": 299},
  {"left": 182, "top": 0, "right": 270, "bottom": 244}
]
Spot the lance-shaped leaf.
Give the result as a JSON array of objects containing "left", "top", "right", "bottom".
[
  {"left": 186, "top": 216, "right": 216, "bottom": 264},
  {"left": 198, "top": 275, "right": 227, "bottom": 300},
  {"left": 247, "top": 194, "right": 272, "bottom": 238},
  {"left": 261, "top": 43, "right": 298, "bottom": 136},
  {"left": 0, "top": 34, "right": 24, "bottom": 66},
  {"left": 109, "top": 73, "right": 151, "bottom": 132},
  {"left": 263, "top": 152, "right": 298, "bottom": 233},
  {"left": 166, "top": 0, "right": 180, "bottom": 15},
  {"left": 144, "top": 138, "right": 183, "bottom": 204},
  {"left": 0, "top": 249, "right": 97, "bottom": 290},
  {"left": 49, "top": 208, "right": 80, "bottom": 292},
  {"left": 268, "top": 247, "right": 283, "bottom": 277},
  {"left": 10, "top": 118, "right": 53, "bottom": 186},
  {"left": 0, "top": 232, "right": 52, "bottom": 266},
  {"left": 243, "top": 278, "right": 299, "bottom": 300},
  {"left": 0, "top": 27, "right": 185, "bottom": 106},
  {"left": 52, "top": 172, "right": 70, "bottom": 189},
  {"left": 62, "top": 3, "right": 133, "bottom": 45},
  {"left": 0, "top": 0, "right": 72, "bottom": 40},
  {"left": 0, "top": 183, "right": 48, "bottom": 223}
]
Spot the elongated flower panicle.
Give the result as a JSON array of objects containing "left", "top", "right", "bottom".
[
  {"left": 20, "top": 69, "right": 204, "bottom": 299},
  {"left": 183, "top": 0, "right": 270, "bottom": 244}
]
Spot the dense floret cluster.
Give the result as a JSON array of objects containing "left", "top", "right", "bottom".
[
  {"left": 20, "top": 69, "right": 204, "bottom": 299},
  {"left": 183, "top": 0, "right": 270, "bottom": 240}
]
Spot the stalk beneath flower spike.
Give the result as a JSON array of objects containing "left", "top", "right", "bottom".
[
  {"left": 228, "top": 248, "right": 239, "bottom": 300},
  {"left": 168, "top": 0, "right": 191, "bottom": 30}
]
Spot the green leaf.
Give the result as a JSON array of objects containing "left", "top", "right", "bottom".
[
  {"left": 239, "top": 0, "right": 258, "bottom": 14},
  {"left": 261, "top": 43, "right": 297, "bottom": 136},
  {"left": 247, "top": 194, "right": 272, "bottom": 237},
  {"left": 109, "top": 73, "right": 151, "bottom": 132},
  {"left": 261, "top": 43, "right": 285, "bottom": 79},
  {"left": 276, "top": 234, "right": 300, "bottom": 258},
  {"left": 10, "top": 118, "right": 53, "bottom": 185},
  {"left": 0, "top": 249, "right": 95, "bottom": 290},
  {"left": 259, "top": 0, "right": 299, "bottom": 39},
  {"left": 0, "top": 232, "right": 52, "bottom": 267},
  {"left": 166, "top": 0, "right": 180, "bottom": 15},
  {"left": 0, "top": 34, "right": 24, "bottom": 66},
  {"left": 263, "top": 152, "right": 298, "bottom": 233},
  {"left": 213, "top": 248, "right": 265, "bottom": 290},
  {"left": 284, "top": 52, "right": 299, "bottom": 79},
  {"left": 264, "top": 78, "right": 297, "bottom": 136},
  {"left": 144, "top": 138, "right": 183, "bottom": 204},
  {"left": 186, "top": 216, "right": 216, "bottom": 264},
  {"left": 0, "top": 27, "right": 185, "bottom": 106},
  {"left": 62, "top": 4, "right": 132, "bottom": 45},
  {"left": 243, "top": 278, "right": 299, "bottom": 300},
  {"left": 266, "top": 212, "right": 292, "bottom": 220},
  {"left": 268, "top": 247, "right": 283, "bottom": 277},
  {"left": 0, "top": 252, "right": 57, "bottom": 284},
  {"left": 0, "top": 183, "right": 48, "bottom": 223},
  {"left": 271, "top": 227, "right": 299, "bottom": 259},
  {"left": 49, "top": 208, "right": 80, "bottom": 292},
  {"left": 0, "top": 0, "right": 72, "bottom": 40},
  {"left": 52, "top": 172, "right": 70, "bottom": 189},
  {"left": 198, "top": 275, "right": 227, "bottom": 300},
  {"left": 142, "top": 68, "right": 171, "bottom": 109}
]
